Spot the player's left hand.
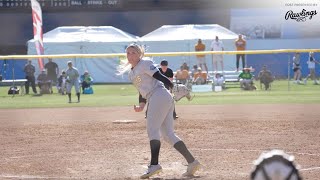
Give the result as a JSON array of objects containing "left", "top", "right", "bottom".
[
  {"left": 134, "top": 103, "right": 145, "bottom": 112},
  {"left": 133, "top": 105, "right": 142, "bottom": 112}
]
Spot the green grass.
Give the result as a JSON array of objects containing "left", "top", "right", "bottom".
[{"left": 0, "top": 80, "right": 319, "bottom": 109}]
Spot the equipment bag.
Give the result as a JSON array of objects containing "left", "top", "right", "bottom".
[
  {"left": 83, "top": 86, "right": 93, "bottom": 94},
  {"left": 8, "top": 86, "right": 20, "bottom": 95}
]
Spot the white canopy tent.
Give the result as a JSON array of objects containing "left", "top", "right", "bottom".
[
  {"left": 140, "top": 24, "right": 239, "bottom": 72},
  {"left": 27, "top": 26, "right": 139, "bottom": 83}
]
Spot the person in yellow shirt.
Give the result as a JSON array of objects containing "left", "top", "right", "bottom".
[
  {"left": 235, "top": 34, "right": 246, "bottom": 72},
  {"left": 175, "top": 66, "right": 190, "bottom": 85},
  {"left": 195, "top": 39, "right": 208, "bottom": 73}
]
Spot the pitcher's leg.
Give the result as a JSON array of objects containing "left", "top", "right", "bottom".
[
  {"left": 160, "top": 103, "right": 200, "bottom": 176},
  {"left": 146, "top": 88, "right": 171, "bottom": 142},
  {"left": 160, "top": 104, "right": 194, "bottom": 163},
  {"left": 174, "top": 141, "right": 195, "bottom": 164},
  {"left": 150, "top": 140, "right": 161, "bottom": 165},
  {"left": 160, "top": 102, "right": 181, "bottom": 145},
  {"left": 146, "top": 104, "right": 166, "bottom": 141},
  {"left": 142, "top": 89, "right": 168, "bottom": 179}
]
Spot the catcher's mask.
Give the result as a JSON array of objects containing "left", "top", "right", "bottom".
[{"left": 251, "top": 150, "right": 302, "bottom": 180}]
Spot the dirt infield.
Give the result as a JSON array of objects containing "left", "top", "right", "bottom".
[{"left": 0, "top": 104, "right": 319, "bottom": 180}]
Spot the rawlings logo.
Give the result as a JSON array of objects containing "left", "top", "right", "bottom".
[{"left": 285, "top": 9, "right": 317, "bottom": 22}]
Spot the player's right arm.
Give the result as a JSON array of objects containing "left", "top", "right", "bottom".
[{"left": 134, "top": 93, "right": 146, "bottom": 112}]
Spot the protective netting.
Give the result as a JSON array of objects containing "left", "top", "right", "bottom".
[{"left": 0, "top": 49, "right": 319, "bottom": 86}]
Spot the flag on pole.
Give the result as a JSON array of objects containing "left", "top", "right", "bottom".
[{"left": 31, "top": 0, "right": 44, "bottom": 70}]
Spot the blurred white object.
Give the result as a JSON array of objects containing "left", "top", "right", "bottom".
[{"left": 251, "top": 149, "right": 302, "bottom": 180}]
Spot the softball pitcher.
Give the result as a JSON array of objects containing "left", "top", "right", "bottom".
[
  {"left": 119, "top": 44, "right": 200, "bottom": 179},
  {"left": 65, "top": 61, "right": 80, "bottom": 103}
]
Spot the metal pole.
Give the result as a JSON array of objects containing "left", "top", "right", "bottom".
[
  {"left": 12, "top": 60, "right": 16, "bottom": 97},
  {"left": 288, "top": 54, "right": 290, "bottom": 91}
]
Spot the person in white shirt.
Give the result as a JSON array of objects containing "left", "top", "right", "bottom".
[
  {"left": 304, "top": 52, "right": 319, "bottom": 85},
  {"left": 210, "top": 36, "right": 224, "bottom": 72},
  {"left": 213, "top": 73, "right": 225, "bottom": 89}
]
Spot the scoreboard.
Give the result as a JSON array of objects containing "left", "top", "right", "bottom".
[
  {"left": 0, "top": 0, "right": 123, "bottom": 11},
  {"left": 0, "top": 0, "right": 278, "bottom": 12}
]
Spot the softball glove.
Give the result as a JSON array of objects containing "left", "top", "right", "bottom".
[{"left": 172, "top": 84, "right": 194, "bottom": 102}]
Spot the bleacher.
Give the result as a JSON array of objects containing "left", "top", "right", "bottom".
[
  {"left": 208, "top": 71, "right": 241, "bottom": 86},
  {"left": 173, "top": 70, "right": 242, "bottom": 92},
  {"left": 174, "top": 70, "right": 241, "bottom": 83}
]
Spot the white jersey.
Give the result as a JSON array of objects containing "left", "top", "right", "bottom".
[
  {"left": 66, "top": 67, "right": 79, "bottom": 82},
  {"left": 65, "top": 67, "right": 80, "bottom": 93},
  {"left": 214, "top": 76, "right": 224, "bottom": 85},
  {"left": 293, "top": 56, "right": 300, "bottom": 69},
  {"left": 307, "top": 57, "right": 316, "bottom": 69},
  {"left": 129, "top": 59, "right": 164, "bottom": 99},
  {"left": 211, "top": 40, "right": 224, "bottom": 51}
]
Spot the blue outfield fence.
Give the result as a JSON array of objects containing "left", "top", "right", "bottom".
[
  {"left": 1, "top": 49, "right": 320, "bottom": 83},
  {"left": 247, "top": 53, "right": 320, "bottom": 78},
  {"left": 0, "top": 59, "right": 27, "bottom": 80},
  {"left": 0, "top": 54, "right": 318, "bottom": 81}
]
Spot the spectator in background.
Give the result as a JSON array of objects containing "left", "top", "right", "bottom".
[
  {"left": 193, "top": 67, "right": 207, "bottom": 85},
  {"left": 213, "top": 73, "right": 225, "bottom": 89},
  {"left": 57, "top": 71, "right": 67, "bottom": 95},
  {"left": 181, "top": 62, "right": 190, "bottom": 71},
  {"left": 238, "top": 67, "right": 255, "bottom": 90},
  {"left": 191, "top": 64, "right": 198, "bottom": 78},
  {"left": 211, "top": 36, "right": 224, "bottom": 72},
  {"left": 80, "top": 71, "right": 93, "bottom": 93},
  {"left": 158, "top": 60, "right": 178, "bottom": 119},
  {"left": 258, "top": 65, "right": 273, "bottom": 90},
  {"left": 44, "top": 58, "right": 59, "bottom": 93},
  {"left": 292, "top": 53, "right": 302, "bottom": 84},
  {"left": 235, "top": 34, "right": 246, "bottom": 72},
  {"left": 304, "top": 52, "right": 320, "bottom": 85},
  {"left": 175, "top": 66, "right": 190, "bottom": 85},
  {"left": 195, "top": 39, "right": 208, "bottom": 73},
  {"left": 24, "top": 60, "right": 37, "bottom": 94},
  {"left": 37, "top": 69, "right": 51, "bottom": 94}
]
